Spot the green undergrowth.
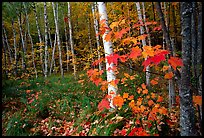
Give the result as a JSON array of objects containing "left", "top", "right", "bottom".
[{"left": 2, "top": 71, "right": 201, "bottom": 136}]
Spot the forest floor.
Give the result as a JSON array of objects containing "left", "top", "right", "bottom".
[{"left": 2, "top": 71, "right": 202, "bottom": 136}]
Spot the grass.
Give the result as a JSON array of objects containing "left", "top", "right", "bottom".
[{"left": 2, "top": 70, "right": 201, "bottom": 136}]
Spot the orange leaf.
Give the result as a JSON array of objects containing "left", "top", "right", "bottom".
[
  {"left": 104, "top": 31, "right": 113, "bottom": 41},
  {"left": 148, "top": 100, "right": 154, "bottom": 106},
  {"left": 129, "top": 100, "right": 135, "bottom": 108},
  {"left": 26, "top": 90, "right": 31, "bottom": 93},
  {"left": 123, "top": 93, "right": 129, "bottom": 99},
  {"left": 164, "top": 72, "right": 174, "bottom": 79},
  {"left": 142, "top": 89, "right": 148, "bottom": 94},
  {"left": 141, "top": 83, "right": 146, "bottom": 89},
  {"left": 128, "top": 95, "right": 134, "bottom": 100},
  {"left": 158, "top": 107, "right": 168, "bottom": 115},
  {"left": 162, "top": 65, "right": 169, "bottom": 72},
  {"left": 150, "top": 79, "right": 158, "bottom": 85},
  {"left": 151, "top": 93, "right": 156, "bottom": 99},
  {"left": 157, "top": 96, "right": 163, "bottom": 102},
  {"left": 168, "top": 56, "right": 183, "bottom": 70},
  {"left": 129, "top": 46, "right": 142, "bottom": 59},
  {"left": 137, "top": 87, "right": 142, "bottom": 94},
  {"left": 124, "top": 73, "right": 130, "bottom": 78},
  {"left": 193, "top": 96, "right": 202, "bottom": 106},
  {"left": 113, "top": 95, "right": 124, "bottom": 108}
]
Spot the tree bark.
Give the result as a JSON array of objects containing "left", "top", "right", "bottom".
[
  {"left": 142, "top": 2, "right": 151, "bottom": 46},
  {"left": 180, "top": 2, "right": 196, "bottom": 136},
  {"left": 2, "top": 31, "right": 8, "bottom": 79},
  {"left": 32, "top": 2, "right": 44, "bottom": 74},
  {"left": 44, "top": 2, "right": 49, "bottom": 78},
  {"left": 17, "top": 15, "right": 27, "bottom": 71},
  {"left": 2, "top": 23, "right": 13, "bottom": 68},
  {"left": 23, "top": 2, "right": 38, "bottom": 78},
  {"left": 68, "top": 2, "right": 76, "bottom": 79},
  {"left": 197, "top": 2, "right": 202, "bottom": 96},
  {"left": 63, "top": 11, "right": 70, "bottom": 72},
  {"left": 156, "top": 2, "right": 176, "bottom": 108},
  {"left": 52, "top": 2, "right": 64, "bottom": 78},
  {"left": 97, "top": 2, "right": 118, "bottom": 109},
  {"left": 11, "top": 18, "right": 18, "bottom": 77},
  {"left": 92, "top": 2, "right": 102, "bottom": 70},
  {"left": 135, "top": 2, "right": 150, "bottom": 87}
]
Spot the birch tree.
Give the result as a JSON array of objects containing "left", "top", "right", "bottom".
[
  {"left": 44, "top": 2, "right": 48, "bottom": 78},
  {"left": 92, "top": 2, "right": 102, "bottom": 70},
  {"left": 63, "top": 10, "right": 70, "bottom": 72},
  {"left": 52, "top": 2, "right": 64, "bottom": 78},
  {"left": 135, "top": 2, "right": 150, "bottom": 87},
  {"left": 32, "top": 2, "right": 44, "bottom": 73},
  {"left": 180, "top": 2, "right": 196, "bottom": 136},
  {"left": 23, "top": 2, "right": 38, "bottom": 78},
  {"left": 68, "top": 2, "right": 76, "bottom": 79},
  {"left": 97, "top": 2, "right": 117, "bottom": 109}
]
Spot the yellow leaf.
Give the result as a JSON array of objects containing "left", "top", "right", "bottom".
[{"left": 162, "top": 65, "right": 169, "bottom": 72}]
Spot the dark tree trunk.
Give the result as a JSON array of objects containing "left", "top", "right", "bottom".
[
  {"left": 156, "top": 2, "right": 176, "bottom": 108},
  {"left": 179, "top": 2, "right": 196, "bottom": 136}
]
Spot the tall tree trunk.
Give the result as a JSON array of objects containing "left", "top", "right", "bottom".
[
  {"left": 197, "top": 2, "right": 202, "bottom": 96},
  {"left": 17, "top": 15, "right": 27, "bottom": 71},
  {"left": 156, "top": 2, "right": 176, "bottom": 108},
  {"left": 23, "top": 2, "right": 38, "bottom": 78},
  {"left": 33, "top": 3, "right": 44, "bottom": 74},
  {"left": 2, "top": 23, "right": 13, "bottom": 68},
  {"left": 92, "top": 2, "right": 102, "bottom": 70},
  {"left": 52, "top": 2, "right": 64, "bottom": 78},
  {"left": 2, "top": 31, "right": 8, "bottom": 79},
  {"left": 135, "top": 2, "right": 150, "bottom": 87},
  {"left": 142, "top": 2, "right": 151, "bottom": 46},
  {"left": 172, "top": 3, "right": 178, "bottom": 50},
  {"left": 68, "top": 2, "right": 76, "bottom": 79},
  {"left": 191, "top": 2, "right": 198, "bottom": 95},
  {"left": 50, "top": 32, "right": 57, "bottom": 75},
  {"left": 44, "top": 2, "right": 48, "bottom": 78},
  {"left": 97, "top": 2, "right": 118, "bottom": 109},
  {"left": 11, "top": 18, "right": 18, "bottom": 77},
  {"left": 180, "top": 2, "right": 196, "bottom": 136},
  {"left": 63, "top": 11, "right": 70, "bottom": 72},
  {"left": 87, "top": 12, "right": 93, "bottom": 63}
]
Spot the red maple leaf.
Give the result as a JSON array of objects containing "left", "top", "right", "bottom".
[
  {"left": 64, "top": 17, "right": 68, "bottom": 23},
  {"left": 129, "top": 46, "right": 142, "bottom": 59},
  {"left": 115, "top": 29, "right": 127, "bottom": 39},
  {"left": 119, "top": 54, "right": 128, "bottom": 62},
  {"left": 106, "top": 53, "right": 120, "bottom": 65},
  {"left": 98, "top": 99, "right": 110, "bottom": 111},
  {"left": 142, "top": 51, "right": 169, "bottom": 70},
  {"left": 168, "top": 56, "right": 183, "bottom": 70}
]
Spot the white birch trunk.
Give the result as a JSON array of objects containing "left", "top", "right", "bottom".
[
  {"left": 92, "top": 2, "right": 102, "bottom": 70},
  {"left": 68, "top": 2, "right": 76, "bottom": 79},
  {"left": 44, "top": 2, "right": 48, "bottom": 78},
  {"left": 135, "top": 2, "right": 150, "bottom": 87},
  {"left": 23, "top": 2, "right": 38, "bottom": 78},
  {"left": 17, "top": 16, "right": 26, "bottom": 70},
  {"left": 50, "top": 32, "right": 57, "bottom": 75},
  {"left": 63, "top": 12, "right": 70, "bottom": 72},
  {"left": 52, "top": 2, "right": 64, "bottom": 78},
  {"left": 97, "top": 2, "right": 118, "bottom": 109},
  {"left": 142, "top": 2, "right": 151, "bottom": 46},
  {"left": 33, "top": 3, "right": 44, "bottom": 73}
]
